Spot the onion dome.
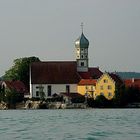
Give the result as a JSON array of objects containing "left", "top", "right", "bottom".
[{"left": 75, "top": 33, "right": 89, "bottom": 48}]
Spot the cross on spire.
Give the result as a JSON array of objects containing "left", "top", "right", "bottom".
[{"left": 81, "top": 22, "right": 84, "bottom": 33}]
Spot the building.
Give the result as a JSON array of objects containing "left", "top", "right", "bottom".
[
  {"left": 1, "top": 80, "right": 28, "bottom": 97},
  {"left": 30, "top": 62, "right": 80, "bottom": 98},
  {"left": 77, "top": 79, "right": 96, "bottom": 98},
  {"left": 29, "top": 28, "right": 102, "bottom": 98},
  {"left": 124, "top": 79, "right": 140, "bottom": 89},
  {"left": 95, "top": 73, "right": 123, "bottom": 100}
]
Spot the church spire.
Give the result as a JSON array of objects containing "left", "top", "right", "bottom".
[{"left": 75, "top": 24, "right": 89, "bottom": 72}]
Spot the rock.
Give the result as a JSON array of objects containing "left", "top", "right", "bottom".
[{"left": 0, "top": 102, "right": 8, "bottom": 110}]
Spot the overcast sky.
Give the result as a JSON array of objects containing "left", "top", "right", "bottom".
[{"left": 0, "top": 0, "right": 140, "bottom": 76}]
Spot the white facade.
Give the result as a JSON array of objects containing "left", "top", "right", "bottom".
[{"left": 30, "top": 83, "right": 77, "bottom": 98}]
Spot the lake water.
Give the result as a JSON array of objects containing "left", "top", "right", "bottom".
[{"left": 0, "top": 109, "right": 140, "bottom": 140}]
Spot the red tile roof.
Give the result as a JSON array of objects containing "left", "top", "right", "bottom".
[
  {"left": 78, "top": 79, "right": 96, "bottom": 85},
  {"left": 124, "top": 79, "right": 140, "bottom": 89},
  {"left": 3, "top": 80, "right": 28, "bottom": 93},
  {"left": 31, "top": 61, "right": 81, "bottom": 84},
  {"left": 88, "top": 67, "right": 103, "bottom": 79},
  {"left": 78, "top": 67, "right": 103, "bottom": 79}
]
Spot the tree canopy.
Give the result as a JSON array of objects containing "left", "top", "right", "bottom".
[{"left": 3, "top": 56, "right": 40, "bottom": 89}]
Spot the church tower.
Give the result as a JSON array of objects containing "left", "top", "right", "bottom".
[{"left": 75, "top": 23, "right": 89, "bottom": 72}]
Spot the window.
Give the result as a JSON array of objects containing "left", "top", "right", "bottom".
[
  {"left": 66, "top": 85, "right": 70, "bottom": 93},
  {"left": 103, "top": 79, "right": 108, "bottom": 83},
  {"left": 48, "top": 85, "right": 52, "bottom": 96},
  {"left": 36, "top": 86, "right": 39, "bottom": 89},
  {"left": 108, "top": 85, "right": 112, "bottom": 90},
  {"left": 36, "top": 91, "right": 39, "bottom": 97},
  {"left": 100, "top": 86, "right": 103, "bottom": 90},
  {"left": 81, "top": 62, "right": 84, "bottom": 66},
  {"left": 108, "top": 92, "right": 112, "bottom": 97},
  {"left": 81, "top": 55, "right": 83, "bottom": 58},
  {"left": 100, "top": 92, "right": 104, "bottom": 96}
]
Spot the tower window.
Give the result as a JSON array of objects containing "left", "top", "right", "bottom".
[{"left": 81, "top": 62, "right": 84, "bottom": 66}]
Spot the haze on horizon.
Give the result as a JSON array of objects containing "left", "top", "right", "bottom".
[{"left": 0, "top": 0, "right": 140, "bottom": 76}]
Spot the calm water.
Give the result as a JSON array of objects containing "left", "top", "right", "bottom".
[{"left": 0, "top": 109, "right": 140, "bottom": 140}]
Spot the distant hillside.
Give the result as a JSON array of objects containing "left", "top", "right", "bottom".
[{"left": 115, "top": 72, "right": 140, "bottom": 79}]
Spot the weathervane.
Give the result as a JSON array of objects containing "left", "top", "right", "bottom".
[{"left": 81, "top": 22, "right": 84, "bottom": 33}]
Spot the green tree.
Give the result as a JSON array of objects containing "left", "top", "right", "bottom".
[
  {"left": 3, "top": 56, "right": 40, "bottom": 89},
  {"left": 113, "top": 84, "right": 131, "bottom": 107},
  {"left": 94, "top": 95, "right": 113, "bottom": 107}
]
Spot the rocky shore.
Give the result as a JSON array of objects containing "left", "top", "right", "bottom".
[{"left": 0, "top": 100, "right": 87, "bottom": 110}]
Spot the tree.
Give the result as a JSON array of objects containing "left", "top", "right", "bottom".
[
  {"left": 3, "top": 56, "right": 40, "bottom": 89},
  {"left": 94, "top": 95, "right": 113, "bottom": 107}
]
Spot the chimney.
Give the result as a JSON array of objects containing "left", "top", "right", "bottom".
[{"left": 132, "top": 78, "right": 135, "bottom": 83}]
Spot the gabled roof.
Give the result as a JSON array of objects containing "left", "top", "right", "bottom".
[
  {"left": 31, "top": 61, "right": 81, "bottom": 84},
  {"left": 109, "top": 73, "right": 123, "bottom": 85},
  {"left": 96, "top": 72, "right": 123, "bottom": 85},
  {"left": 124, "top": 79, "right": 140, "bottom": 89},
  {"left": 78, "top": 79, "right": 96, "bottom": 85},
  {"left": 89, "top": 67, "right": 103, "bottom": 79},
  {"left": 78, "top": 67, "right": 103, "bottom": 79},
  {"left": 3, "top": 80, "right": 28, "bottom": 93}
]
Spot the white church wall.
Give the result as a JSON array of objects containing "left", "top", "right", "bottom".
[{"left": 30, "top": 84, "right": 77, "bottom": 98}]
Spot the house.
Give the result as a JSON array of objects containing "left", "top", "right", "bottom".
[
  {"left": 95, "top": 73, "right": 123, "bottom": 100},
  {"left": 78, "top": 79, "right": 96, "bottom": 98},
  {"left": 29, "top": 30, "right": 104, "bottom": 99},
  {"left": 1, "top": 80, "right": 28, "bottom": 97},
  {"left": 124, "top": 79, "right": 140, "bottom": 89},
  {"left": 30, "top": 61, "right": 81, "bottom": 98}
]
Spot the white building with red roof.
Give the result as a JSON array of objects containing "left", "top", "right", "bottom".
[{"left": 29, "top": 30, "right": 103, "bottom": 98}]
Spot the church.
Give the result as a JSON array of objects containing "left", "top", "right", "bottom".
[{"left": 29, "top": 29, "right": 103, "bottom": 98}]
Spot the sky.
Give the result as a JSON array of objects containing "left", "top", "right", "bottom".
[{"left": 0, "top": 0, "right": 140, "bottom": 76}]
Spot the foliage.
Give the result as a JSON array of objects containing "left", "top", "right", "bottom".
[
  {"left": 3, "top": 56, "right": 40, "bottom": 89},
  {"left": 94, "top": 95, "right": 113, "bottom": 107},
  {"left": 87, "top": 98, "right": 95, "bottom": 108},
  {"left": 113, "top": 85, "right": 127, "bottom": 107},
  {"left": 71, "top": 96, "right": 85, "bottom": 103},
  {"left": 2, "top": 89, "right": 23, "bottom": 109},
  {"left": 113, "top": 85, "right": 140, "bottom": 107}
]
